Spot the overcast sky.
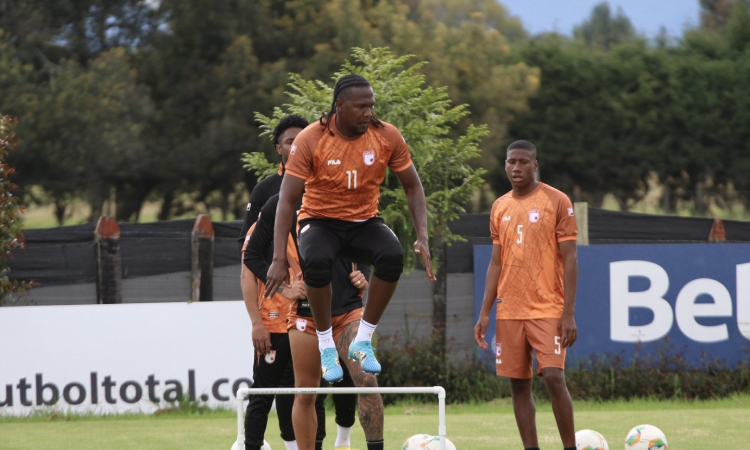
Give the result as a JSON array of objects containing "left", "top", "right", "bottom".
[{"left": 500, "top": 0, "right": 701, "bottom": 38}]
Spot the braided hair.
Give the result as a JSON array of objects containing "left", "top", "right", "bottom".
[{"left": 320, "top": 74, "right": 383, "bottom": 135}]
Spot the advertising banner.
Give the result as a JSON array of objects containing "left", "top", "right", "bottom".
[
  {"left": 0, "top": 301, "right": 254, "bottom": 415},
  {"left": 474, "top": 244, "right": 750, "bottom": 367}
]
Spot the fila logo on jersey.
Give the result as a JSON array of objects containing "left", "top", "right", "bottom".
[
  {"left": 265, "top": 350, "right": 277, "bottom": 364},
  {"left": 364, "top": 150, "right": 375, "bottom": 166},
  {"left": 502, "top": 216, "right": 511, "bottom": 222},
  {"left": 529, "top": 209, "right": 540, "bottom": 223},
  {"left": 327, "top": 159, "right": 341, "bottom": 165}
]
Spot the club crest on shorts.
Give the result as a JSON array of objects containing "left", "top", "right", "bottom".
[
  {"left": 529, "top": 209, "right": 540, "bottom": 223},
  {"left": 363, "top": 150, "right": 375, "bottom": 166},
  {"left": 296, "top": 318, "right": 307, "bottom": 332},
  {"left": 495, "top": 343, "right": 502, "bottom": 364},
  {"left": 265, "top": 350, "right": 276, "bottom": 364}
]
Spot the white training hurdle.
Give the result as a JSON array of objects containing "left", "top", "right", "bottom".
[{"left": 235, "top": 386, "right": 448, "bottom": 450}]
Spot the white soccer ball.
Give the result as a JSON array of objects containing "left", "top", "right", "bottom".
[
  {"left": 402, "top": 434, "right": 457, "bottom": 450},
  {"left": 230, "top": 440, "right": 272, "bottom": 450},
  {"left": 402, "top": 434, "right": 431, "bottom": 450},
  {"left": 575, "top": 429, "right": 609, "bottom": 450},
  {"left": 624, "top": 424, "right": 668, "bottom": 450}
]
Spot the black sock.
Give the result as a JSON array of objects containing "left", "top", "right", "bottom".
[
  {"left": 525, "top": 447, "right": 540, "bottom": 450},
  {"left": 315, "top": 440, "right": 323, "bottom": 450},
  {"left": 564, "top": 447, "right": 576, "bottom": 450},
  {"left": 367, "top": 440, "right": 384, "bottom": 450}
]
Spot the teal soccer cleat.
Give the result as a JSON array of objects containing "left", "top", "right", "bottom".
[
  {"left": 348, "top": 340, "right": 381, "bottom": 374},
  {"left": 321, "top": 347, "right": 344, "bottom": 383}
]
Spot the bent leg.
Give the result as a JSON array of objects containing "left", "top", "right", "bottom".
[
  {"left": 541, "top": 367, "right": 575, "bottom": 448},
  {"left": 337, "top": 320, "right": 384, "bottom": 442},
  {"left": 510, "top": 377, "right": 538, "bottom": 449}
]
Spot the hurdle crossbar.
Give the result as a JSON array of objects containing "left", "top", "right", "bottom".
[{"left": 235, "top": 386, "right": 447, "bottom": 450}]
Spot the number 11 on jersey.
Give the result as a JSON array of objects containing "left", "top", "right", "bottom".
[{"left": 346, "top": 170, "right": 357, "bottom": 189}]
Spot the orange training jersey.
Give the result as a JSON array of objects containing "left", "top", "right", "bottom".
[
  {"left": 489, "top": 183, "right": 577, "bottom": 320},
  {"left": 241, "top": 225, "right": 295, "bottom": 333},
  {"left": 284, "top": 115, "right": 413, "bottom": 222}
]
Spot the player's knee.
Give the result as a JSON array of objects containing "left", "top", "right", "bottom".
[
  {"left": 303, "top": 254, "right": 334, "bottom": 288},
  {"left": 541, "top": 368, "right": 567, "bottom": 389},
  {"left": 294, "top": 393, "right": 317, "bottom": 407},
  {"left": 372, "top": 246, "right": 404, "bottom": 282}
]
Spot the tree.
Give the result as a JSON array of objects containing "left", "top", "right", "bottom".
[
  {"left": 0, "top": 116, "right": 30, "bottom": 305},
  {"left": 700, "top": 0, "right": 735, "bottom": 31},
  {"left": 727, "top": 0, "right": 750, "bottom": 53},
  {"left": 574, "top": 2, "right": 636, "bottom": 50},
  {"left": 250, "top": 47, "right": 487, "bottom": 348}
]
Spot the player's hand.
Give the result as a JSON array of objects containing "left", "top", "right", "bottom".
[
  {"left": 474, "top": 314, "right": 490, "bottom": 350},
  {"left": 252, "top": 323, "right": 272, "bottom": 355},
  {"left": 558, "top": 312, "right": 577, "bottom": 348},
  {"left": 264, "top": 259, "right": 289, "bottom": 298},
  {"left": 350, "top": 270, "right": 368, "bottom": 291},
  {"left": 283, "top": 272, "right": 306, "bottom": 300},
  {"left": 414, "top": 238, "right": 436, "bottom": 281}
]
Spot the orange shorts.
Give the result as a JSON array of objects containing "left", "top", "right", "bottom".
[
  {"left": 287, "top": 307, "right": 363, "bottom": 344},
  {"left": 495, "top": 318, "right": 566, "bottom": 379}
]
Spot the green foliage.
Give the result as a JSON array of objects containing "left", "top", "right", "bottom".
[
  {"left": 254, "top": 47, "right": 487, "bottom": 269},
  {"left": 0, "top": 116, "right": 30, "bottom": 305},
  {"left": 378, "top": 331, "right": 509, "bottom": 404},
  {"left": 380, "top": 333, "right": 749, "bottom": 405},
  {"left": 240, "top": 152, "right": 279, "bottom": 182},
  {"left": 574, "top": 2, "right": 637, "bottom": 50}
]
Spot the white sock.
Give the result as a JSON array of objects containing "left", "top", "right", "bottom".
[
  {"left": 353, "top": 319, "right": 377, "bottom": 343},
  {"left": 283, "top": 440, "right": 299, "bottom": 450},
  {"left": 335, "top": 425, "right": 353, "bottom": 447},
  {"left": 317, "top": 327, "right": 336, "bottom": 352}
]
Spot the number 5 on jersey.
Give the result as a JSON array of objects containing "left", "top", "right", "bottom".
[
  {"left": 346, "top": 170, "right": 357, "bottom": 189},
  {"left": 516, "top": 224, "right": 523, "bottom": 244}
]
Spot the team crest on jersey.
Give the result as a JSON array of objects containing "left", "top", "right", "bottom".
[
  {"left": 296, "top": 318, "right": 307, "bottom": 332},
  {"left": 246, "top": 202, "right": 251, "bottom": 211},
  {"left": 568, "top": 207, "right": 575, "bottom": 216},
  {"left": 290, "top": 144, "right": 297, "bottom": 155},
  {"left": 265, "top": 350, "right": 277, "bottom": 364},
  {"left": 363, "top": 150, "right": 375, "bottom": 166},
  {"left": 529, "top": 209, "right": 540, "bottom": 223}
]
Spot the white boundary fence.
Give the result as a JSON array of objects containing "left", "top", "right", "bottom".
[{"left": 235, "top": 386, "right": 448, "bottom": 450}]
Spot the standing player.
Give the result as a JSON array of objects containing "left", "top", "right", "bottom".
[
  {"left": 474, "top": 140, "right": 578, "bottom": 450},
  {"left": 237, "top": 114, "right": 309, "bottom": 253},
  {"left": 246, "top": 193, "right": 386, "bottom": 450},
  {"left": 265, "top": 74, "right": 435, "bottom": 385}
]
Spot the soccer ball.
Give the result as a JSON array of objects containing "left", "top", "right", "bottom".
[
  {"left": 575, "top": 429, "right": 609, "bottom": 450},
  {"left": 402, "top": 434, "right": 431, "bottom": 449},
  {"left": 624, "top": 424, "right": 668, "bottom": 450},
  {"left": 402, "top": 434, "right": 457, "bottom": 450},
  {"left": 230, "top": 440, "right": 272, "bottom": 450}
]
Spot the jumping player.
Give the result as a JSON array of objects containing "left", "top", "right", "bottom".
[
  {"left": 264, "top": 74, "right": 435, "bottom": 385},
  {"left": 239, "top": 115, "right": 358, "bottom": 450},
  {"left": 474, "top": 140, "right": 578, "bottom": 450},
  {"left": 246, "top": 193, "right": 386, "bottom": 450}
]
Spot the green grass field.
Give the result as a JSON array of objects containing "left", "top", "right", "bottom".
[{"left": 2, "top": 396, "right": 749, "bottom": 450}]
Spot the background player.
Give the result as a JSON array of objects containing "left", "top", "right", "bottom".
[
  {"left": 246, "top": 193, "right": 386, "bottom": 450},
  {"left": 474, "top": 140, "right": 578, "bottom": 450},
  {"left": 265, "top": 74, "right": 435, "bottom": 383}
]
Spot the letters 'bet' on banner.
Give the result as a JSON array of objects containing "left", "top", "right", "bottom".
[
  {"left": 474, "top": 244, "right": 750, "bottom": 366},
  {"left": 0, "top": 302, "right": 254, "bottom": 415}
]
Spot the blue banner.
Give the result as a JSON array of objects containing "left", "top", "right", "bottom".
[{"left": 473, "top": 244, "right": 750, "bottom": 367}]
